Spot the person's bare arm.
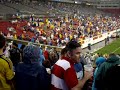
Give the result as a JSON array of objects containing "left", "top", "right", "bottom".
[{"left": 71, "top": 71, "right": 93, "bottom": 90}]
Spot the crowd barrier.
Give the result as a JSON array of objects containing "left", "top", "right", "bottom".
[
  {"left": 6, "top": 37, "right": 63, "bottom": 52},
  {"left": 81, "top": 29, "right": 120, "bottom": 48}
]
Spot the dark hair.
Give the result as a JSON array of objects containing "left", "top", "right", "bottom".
[
  {"left": 13, "top": 42, "right": 18, "bottom": 47},
  {"left": 0, "top": 34, "right": 6, "bottom": 49},
  {"left": 109, "top": 53, "right": 116, "bottom": 57},
  {"left": 61, "top": 47, "right": 67, "bottom": 56},
  {"left": 65, "top": 40, "right": 81, "bottom": 52}
]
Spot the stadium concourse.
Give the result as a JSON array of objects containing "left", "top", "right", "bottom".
[{"left": 0, "top": 0, "right": 120, "bottom": 90}]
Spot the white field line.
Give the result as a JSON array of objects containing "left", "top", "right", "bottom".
[{"left": 112, "top": 46, "right": 120, "bottom": 53}]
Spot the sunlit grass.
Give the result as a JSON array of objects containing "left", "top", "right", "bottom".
[{"left": 95, "top": 38, "right": 120, "bottom": 55}]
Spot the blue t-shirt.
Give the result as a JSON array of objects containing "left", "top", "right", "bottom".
[{"left": 74, "top": 63, "right": 83, "bottom": 80}]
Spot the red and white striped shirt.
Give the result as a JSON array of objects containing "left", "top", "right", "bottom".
[{"left": 51, "top": 57, "right": 78, "bottom": 90}]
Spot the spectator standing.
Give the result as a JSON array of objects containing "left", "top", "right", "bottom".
[
  {"left": 51, "top": 40, "right": 93, "bottom": 90},
  {"left": 9, "top": 42, "right": 21, "bottom": 70},
  {"left": 39, "top": 48, "right": 45, "bottom": 65},
  {"left": 74, "top": 62, "right": 84, "bottom": 80},
  {"left": 107, "top": 36, "right": 109, "bottom": 44},
  {"left": 104, "top": 63, "right": 120, "bottom": 90},
  {"left": 105, "top": 38, "right": 107, "bottom": 46},
  {"left": 15, "top": 45, "right": 51, "bottom": 90},
  {"left": 95, "top": 53, "right": 120, "bottom": 90},
  {"left": 0, "top": 34, "right": 14, "bottom": 90},
  {"left": 92, "top": 57, "right": 106, "bottom": 90}
]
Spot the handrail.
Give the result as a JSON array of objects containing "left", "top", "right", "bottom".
[{"left": 6, "top": 38, "right": 63, "bottom": 51}]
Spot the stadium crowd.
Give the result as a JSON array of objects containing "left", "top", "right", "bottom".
[
  {"left": 0, "top": 12, "right": 120, "bottom": 47},
  {"left": 0, "top": 1, "right": 120, "bottom": 90},
  {"left": 1, "top": 34, "right": 120, "bottom": 90},
  {"left": 0, "top": 0, "right": 120, "bottom": 48}
]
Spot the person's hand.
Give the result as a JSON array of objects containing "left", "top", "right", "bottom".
[
  {"left": 84, "top": 71, "right": 93, "bottom": 81},
  {"left": 46, "top": 68, "right": 51, "bottom": 74}
]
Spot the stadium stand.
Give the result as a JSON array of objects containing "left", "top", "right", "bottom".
[{"left": 0, "top": 1, "right": 120, "bottom": 90}]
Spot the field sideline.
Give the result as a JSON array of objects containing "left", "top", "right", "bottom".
[{"left": 95, "top": 38, "right": 120, "bottom": 55}]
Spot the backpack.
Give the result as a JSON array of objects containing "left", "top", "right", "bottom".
[{"left": 0, "top": 55, "right": 12, "bottom": 69}]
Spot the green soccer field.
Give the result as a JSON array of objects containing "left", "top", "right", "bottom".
[{"left": 94, "top": 38, "right": 120, "bottom": 55}]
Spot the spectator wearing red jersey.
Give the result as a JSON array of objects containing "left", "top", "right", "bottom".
[{"left": 51, "top": 40, "right": 93, "bottom": 90}]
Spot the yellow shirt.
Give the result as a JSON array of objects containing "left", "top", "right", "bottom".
[{"left": 0, "top": 56, "right": 14, "bottom": 90}]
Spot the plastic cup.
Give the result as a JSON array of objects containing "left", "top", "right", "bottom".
[{"left": 84, "top": 65, "right": 93, "bottom": 72}]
